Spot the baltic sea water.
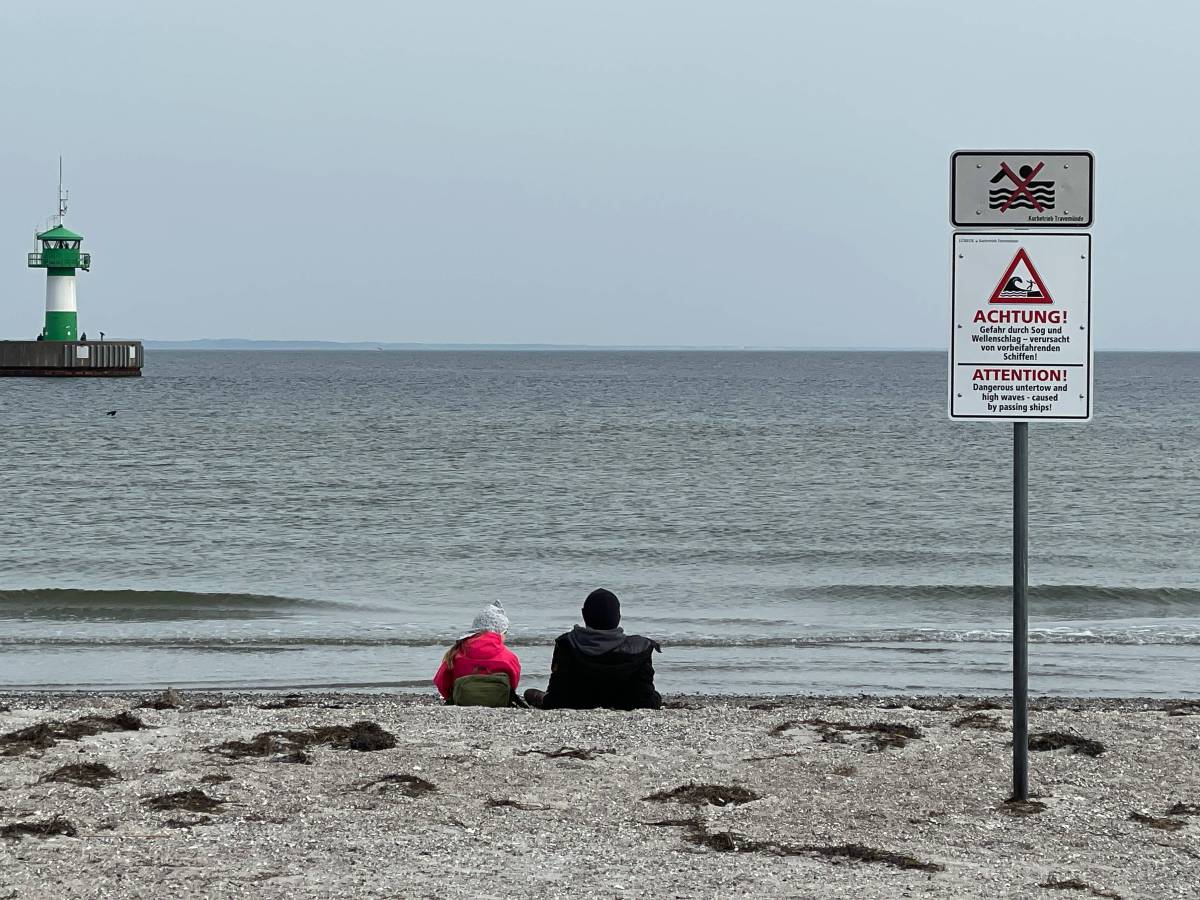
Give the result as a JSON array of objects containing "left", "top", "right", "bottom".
[{"left": 1, "top": 351, "right": 1197, "bottom": 696}]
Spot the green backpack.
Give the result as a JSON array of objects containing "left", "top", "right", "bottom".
[{"left": 451, "top": 673, "right": 512, "bottom": 707}]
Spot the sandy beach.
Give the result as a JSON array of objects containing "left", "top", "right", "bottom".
[{"left": 0, "top": 691, "right": 1197, "bottom": 899}]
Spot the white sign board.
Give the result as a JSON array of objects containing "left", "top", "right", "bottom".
[
  {"left": 951, "top": 151, "right": 1093, "bottom": 228},
  {"left": 950, "top": 232, "right": 1092, "bottom": 422}
]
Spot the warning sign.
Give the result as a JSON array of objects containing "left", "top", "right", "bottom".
[
  {"left": 951, "top": 151, "right": 1093, "bottom": 228},
  {"left": 950, "top": 233, "right": 1091, "bottom": 421},
  {"left": 989, "top": 249, "right": 1051, "bottom": 304}
]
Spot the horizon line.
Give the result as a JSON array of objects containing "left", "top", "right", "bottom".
[{"left": 140, "top": 338, "right": 1200, "bottom": 353}]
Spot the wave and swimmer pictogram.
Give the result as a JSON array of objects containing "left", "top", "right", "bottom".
[
  {"left": 997, "top": 275, "right": 1044, "bottom": 300},
  {"left": 988, "top": 248, "right": 1053, "bottom": 305},
  {"left": 989, "top": 163, "right": 1055, "bottom": 211}
]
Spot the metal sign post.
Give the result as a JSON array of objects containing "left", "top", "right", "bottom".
[
  {"left": 1012, "top": 421, "right": 1029, "bottom": 799},
  {"left": 949, "top": 150, "right": 1094, "bottom": 803}
]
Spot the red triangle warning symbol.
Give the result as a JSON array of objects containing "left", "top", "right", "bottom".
[{"left": 988, "top": 248, "right": 1053, "bottom": 304}]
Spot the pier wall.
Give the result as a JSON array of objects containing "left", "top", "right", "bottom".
[{"left": 0, "top": 340, "right": 143, "bottom": 376}]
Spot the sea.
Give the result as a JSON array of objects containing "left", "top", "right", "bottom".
[{"left": 1, "top": 351, "right": 1197, "bottom": 697}]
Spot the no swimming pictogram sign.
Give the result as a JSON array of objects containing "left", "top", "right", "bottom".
[
  {"left": 989, "top": 162, "right": 1054, "bottom": 213},
  {"left": 989, "top": 249, "right": 1052, "bottom": 305},
  {"left": 950, "top": 151, "right": 1093, "bottom": 227}
]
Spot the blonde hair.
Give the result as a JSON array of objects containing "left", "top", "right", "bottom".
[{"left": 442, "top": 631, "right": 484, "bottom": 669}]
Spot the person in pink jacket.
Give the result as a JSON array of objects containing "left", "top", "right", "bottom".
[{"left": 433, "top": 601, "right": 521, "bottom": 702}]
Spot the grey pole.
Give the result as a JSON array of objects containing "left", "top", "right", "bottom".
[{"left": 1012, "top": 421, "right": 1029, "bottom": 801}]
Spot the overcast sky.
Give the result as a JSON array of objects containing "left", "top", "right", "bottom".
[{"left": 0, "top": 1, "right": 1194, "bottom": 348}]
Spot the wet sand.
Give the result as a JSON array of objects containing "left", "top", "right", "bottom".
[{"left": 1, "top": 691, "right": 1197, "bottom": 899}]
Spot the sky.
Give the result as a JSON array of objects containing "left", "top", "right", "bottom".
[{"left": 0, "top": 1, "right": 1195, "bottom": 348}]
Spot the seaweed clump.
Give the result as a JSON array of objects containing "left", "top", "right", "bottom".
[
  {"left": 359, "top": 774, "right": 437, "bottom": 797},
  {"left": 258, "top": 694, "right": 306, "bottom": 710},
  {"left": 40, "top": 762, "right": 119, "bottom": 789},
  {"left": 515, "top": 746, "right": 614, "bottom": 761},
  {"left": 144, "top": 789, "right": 226, "bottom": 813},
  {"left": 648, "top": 817, "right": 943, "bottom": 872},
  {"left": 1040, "top": 877, "right": 1124, "bottom": 898},
  {"left": 952, "top": 712, "right": 1005, "bottom": 731},
  {"left": 0, "top": 816, "right": 78, "bottom": 840},
  {"left": 643, "top": 783, "right": 761, "bottom": 807},
  {"left": 485, "top": 798, "right": 549, "bottom": 811},
  {"left": 165, "top": 816, "right": 216, "bottom": 829},
  {"left": 773, "top": 719, "right": 923, "bottom": 752},
  {"left": 1164, "top": 700, "right": 1200, "bottom": 717},
  {"left": 0, "top": 712, "right": 145, "bottom": 756},
  {"left": 1166, "top": 801, "right": 1200, "bottom": 816},
  {"left": 998, "top": 798, "right": 1047, "bottom": 816},
  {"left": 1128, "top": 811, "right": 1184, "bottom": 832},
  {"left": 1028, "top": 732, "right": 1105, "bottom": 757},
  {"left": 206, "top": 720, "right": 395, "bottom": 759},
  {"left": 138, "top": 688, "right": 183, "bottom": 710}
]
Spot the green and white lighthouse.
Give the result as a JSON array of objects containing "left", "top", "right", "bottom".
[
  {"left": 27, "top": 164, "right": 90, "bottom": 341},
  {"left": 29, "top": 224, "right": 90, "bottom": 341},
  {"left": 0, "top": 160, "right": 142, "bottom": 377}
]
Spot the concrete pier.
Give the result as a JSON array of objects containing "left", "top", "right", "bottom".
[{"left": 0, "top": 340, "right": 143, "bottom": 376}]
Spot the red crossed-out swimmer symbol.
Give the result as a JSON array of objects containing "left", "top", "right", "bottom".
[{"left": 997, "top": 161, "right": 1046, "bottom": 212}]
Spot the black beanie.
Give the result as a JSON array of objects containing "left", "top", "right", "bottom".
[{"left": 582, "top": 588, "right": 621, "bottom": 630}]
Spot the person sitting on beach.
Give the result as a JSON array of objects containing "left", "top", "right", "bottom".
[
  {"left": 525, "top": 588, "right": 662, "bottom": 711},
  {"left": 433, "top": 602, "right": 521, "bottom": 706}
]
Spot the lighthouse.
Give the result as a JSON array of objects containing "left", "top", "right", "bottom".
[
  {"left": 0, "top": 161, "right": 142, "bottom": 377},
  {"left": 29, "top": 225, "right": 89, "bottom": 340},
  {"left": 28, "top": 164, "right": 89, "bottom": 341}
]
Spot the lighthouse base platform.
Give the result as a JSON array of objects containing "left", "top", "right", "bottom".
[{"left": 0, "top": 340, "right": 143, "bottom": 377}]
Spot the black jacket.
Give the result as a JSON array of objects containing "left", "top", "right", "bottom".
[{"left": 542, "top": 625, "right": 661, "bottom": 711}]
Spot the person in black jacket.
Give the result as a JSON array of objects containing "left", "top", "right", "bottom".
[{"left": 525, "top": 588, "right": 662, "bottom": 710}]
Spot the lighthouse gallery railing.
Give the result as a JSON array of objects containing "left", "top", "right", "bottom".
[{"left": 28, "top": 251, "right": 91, "bottom": 270}]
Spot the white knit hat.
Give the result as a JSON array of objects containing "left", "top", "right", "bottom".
[{"left": 462, "top": 601, "right": 509, "bottom": 638}]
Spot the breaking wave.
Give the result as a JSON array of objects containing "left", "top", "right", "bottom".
[
  {"left": 0, "top": 588, "right": 363, "bottom": 621},
  {"left": 780, "top": 583, "right": 1200, "bottom": 610},
  {"left": 0, "top": 584, "right": 1195, "bottom": 646}
]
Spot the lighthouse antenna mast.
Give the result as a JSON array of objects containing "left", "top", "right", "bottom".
[{"left": 56, "top": 156, "right": 68, "bottom": 225}]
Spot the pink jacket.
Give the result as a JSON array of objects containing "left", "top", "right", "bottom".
[{"left": 433, "top": 631, "right": 521, "bottom": 700}]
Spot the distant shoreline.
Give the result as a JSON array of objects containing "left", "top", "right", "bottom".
[
  {"left": 141, "top": 341, "right": 1193, "bottom": 352},
  {"left": 143, "top": 340, "right": 935, "bottom": 351}
]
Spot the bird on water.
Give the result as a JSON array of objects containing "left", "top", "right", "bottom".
[{"left": 105, "top": 410, "right": 117, "bottom": 416}]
